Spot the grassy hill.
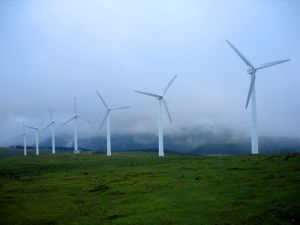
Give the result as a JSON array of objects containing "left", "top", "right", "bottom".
[{"left": 0, "top": 149, "right": 299, "bottom": 225}]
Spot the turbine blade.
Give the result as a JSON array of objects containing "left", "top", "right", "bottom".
[
  {"left": 255, "top": 59, "right": 290, "bottom": 70},
  {"left": 110, "top": 106, "right": 131, "bottom": 110},
  {"left": 96, "top": 90, "right": 108, "bottom": 108},
  {"left": 163, "top": 74, "right": 177, "bottom": 95},
  {"left": 162, "top": 99, "right": 173, "bottom": 123},
  {"left": 226, "top": 40, "right": 254, "bottom": 67},
  {"left": 41, "top": 122, "right": 52, "bottom": 132},
  {"left": 74, "top": 97, "right": 77, "bottom": 115},
  {"left": 49, "top": 107, "right": 53, "bottom": 120},
  {"left": 63, "top": 116, "right": 75, "bottom": 125},
  {"left": 245, "top": 76, "right": 256, "bottom": 109},
  {"left": 134, "top": 90, "right": 161, "bottom": 98},
  {"left": 99, "top": 111, "right": 109, "bottom": 130},
  {"left": 24, "top": 125, "right": 37, "bottom": 130},
  {"left": 58, "top": 122, "right": 68, "bottom": 127},
  {"left": 79, "top": 116, "right": 92, "bottom": 124},
  {"left": 39, "top": 118, "right": 46, "bottom": 128}
]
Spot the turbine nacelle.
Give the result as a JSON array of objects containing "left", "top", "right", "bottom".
[
  {"left": 24, "top": 118, "right": 45, "bottom": 131},
  {"left": 247, "top": 67, "right": 256, "bottom": 75}
]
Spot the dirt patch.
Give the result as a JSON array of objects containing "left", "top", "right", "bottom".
[
  {"left": 89, "top": 184, "right": 109, "bottom": 193},
  {"left": 106, "top": 214, "right": 124, "bottom": 220}
]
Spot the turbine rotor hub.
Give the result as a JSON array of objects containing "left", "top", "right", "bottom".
[{"left": 247, "top": 67, "right": 256, "bottom": 75}]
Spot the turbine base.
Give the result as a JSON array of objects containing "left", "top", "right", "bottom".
[{"left": 74, "top": 150, "right": 81, "bottom": 154}]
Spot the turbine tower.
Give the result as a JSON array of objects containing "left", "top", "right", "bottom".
[
  {"left": 63, "top": 97, "right": 91, "bottom": 154},
  {"left": 22, "top": 122, "right": 27, "bottom": 156},
  {"left": 96, "top": 90, "right": 130, "bottom": 156},
  {"left": 135, "top": 74, "right": 177, "bottom": 157},
  {"left": 24, "top": 118, "right": 46, "bottom": 156},
  {"left": 226, "top": 40, "right": 290, "bottom": 154},
  {"left": 42, "top": 107, "right": 56, "bottom": 154}
]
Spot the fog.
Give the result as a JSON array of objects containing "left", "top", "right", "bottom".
[{"left": 0, "top": 0, "right": 299, "bottom": 146}]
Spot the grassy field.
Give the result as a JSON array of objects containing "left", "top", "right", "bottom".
[{"left": 0, "top": 149, "right": 299, "bottom": 225}]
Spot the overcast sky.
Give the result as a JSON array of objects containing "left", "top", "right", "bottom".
[{"left": 0, "top": 0, "right": 299, "bottom": 146}]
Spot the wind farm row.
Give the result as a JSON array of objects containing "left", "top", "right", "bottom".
[{"left": 19, "top": 40, "right": 291, "bottom": 157}]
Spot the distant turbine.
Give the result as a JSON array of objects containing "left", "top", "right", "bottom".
[
  {"left": 63, "top": 97, "right": 91, "bottom": 154},
  {"left": 226, "top": 40, "right": 290, "bottom": 154},
  {"left": 96, "top": 90, "right": 130, "bottom": 156},
  {"left": 24, "top": 118, "right": 46, "bottom": 156},
  {"left": 22, "top": 122, "right": 27, "bottom": 156},
  {"left": 41, "top": 107, "right": 56, "bottom": 154},
  {"left": 135, "top": 74, "right": 177, "bottom": 157}
]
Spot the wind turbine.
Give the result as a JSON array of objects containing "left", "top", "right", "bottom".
[
  {"left": 41, "top": 107, "right": 56, "bottom": 154},
  {"left": 135, "top": 74, "right": 177, "bottom": 157},
  {"left": 21, "top": 122, "right": 27, "bottom": 156},
  {"left": 63, "top": 97, "right": 91, "bottom": 154},
  {"left": 24, "top": 118, "right": 46, "bottom": 156},
  {"left": 226, "top": 40, "right": 290, "bottom": 154},
  {"left": 96, "top": 90, "right": 130, "bottom": 156}
]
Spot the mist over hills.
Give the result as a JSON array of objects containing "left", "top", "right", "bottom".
[{"left": 33, "top": 126, "right": 300, "bottom": 154}]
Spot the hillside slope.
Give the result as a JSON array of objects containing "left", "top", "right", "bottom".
[
  {"left": 34, "top": 133, "right": 300, "bottom": 154},
  {"left": 0, "top": 151, "right": 299, "bottom": 225}
]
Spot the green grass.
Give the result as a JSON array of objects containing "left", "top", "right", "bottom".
[{"left": 0, "top": 149, "right": 299, "bottom": 225}]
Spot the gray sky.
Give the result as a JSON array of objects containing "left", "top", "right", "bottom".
[{"left": 0, "top": 0, "right": 299, "bottom": 146}]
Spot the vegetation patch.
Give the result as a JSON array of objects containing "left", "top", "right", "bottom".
[
  {"left": 73, "top": 199, "right": 86, "bottom": 205},
  {"left": 0, "top": 151, "right": 299, "bottom": 225},
  {"left": 106, "top": 213, "right": 125, "bottom": 220},
  {"left": 108, "top": 191, "right": 125, "bottom": 196},
  {"left": 89, "top": 184, "right": 109, "bottom": 193}
]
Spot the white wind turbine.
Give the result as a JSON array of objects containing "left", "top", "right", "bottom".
[
  {"left": 96, "top": 90, "right": 130, "bottom": 156},
  {"left": 41, "top": 107, "right": 56, "bottom": 154},
  {"left": 135, "top": 74, "right": 177, "bottom": 157},
  {"left": 21, "top": 122, "right": 27, "bottom": 156},
  {"left": 24, "top": 118, "right": 46, "bottom": 156},
  {"left": 226, "top": 40, "right": 290, "bottom": 154},
  {"left": 63, "top": 97, "right": 91, "bottom": 154}
]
